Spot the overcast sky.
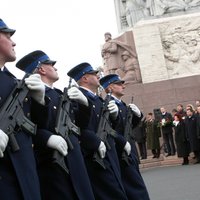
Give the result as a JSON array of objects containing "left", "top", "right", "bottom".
[{"left": 2, "top": 0, "right": 118, "bottom": 89}]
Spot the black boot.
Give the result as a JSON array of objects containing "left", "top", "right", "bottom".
[{"left": 182, "top": 157, "right": 189, "bottom": 165}]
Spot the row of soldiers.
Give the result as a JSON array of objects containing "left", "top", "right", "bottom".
[{"left": 0, "top": 18, "right": 150, "bottom": 200}]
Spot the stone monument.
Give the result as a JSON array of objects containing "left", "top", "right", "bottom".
[
  {"left": 101, "top": 30, "right": 142, "bottom": 84},
  {"left": 101, "top": 0, "right": 200, "bottom": 115}
]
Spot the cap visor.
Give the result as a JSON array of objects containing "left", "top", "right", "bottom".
[
  {"left": 87, "top": 70, "right": 99, "bottom": 74},
  {"left": 0, "top": 28, "right": 15, "bottom": 36},
  {"left": 42, "top": 60, "right": 56, "bottom": 65},
  {"left": 113, "top": 80, "right": 125, "bottom": 84}
]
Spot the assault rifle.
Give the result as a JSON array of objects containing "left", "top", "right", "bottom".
[
  {"left": 93, "top": 92, "right": 117, "bottom": 169},
  {"left": 0, "top": 67, "right": 39, "bottom": 152},
  {"left": 53, "top": 78, "right": 80, "bottom": 174},
  {"left": 121, "top": 97, "right": 134, "bottom": 166}
]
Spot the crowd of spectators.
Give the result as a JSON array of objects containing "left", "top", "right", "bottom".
[{"left": 134, "top": 100, "right": 200, "bottom": 165}]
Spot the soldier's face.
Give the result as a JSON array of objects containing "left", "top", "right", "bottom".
[
  {"left": 39, "top": 64, "right": 59, "bottom": 82},
  {"left": 86, "top": 73, "right": 100, "bottom": 88},
  {"left": 0, "top": 32, "right": 16, "bottom": 64},
  {"left": 109, "top": 82, "right": 125, "bottom": 98}
]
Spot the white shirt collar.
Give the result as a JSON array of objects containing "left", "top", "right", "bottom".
[
  {"left": 111, "top": 95, "right": 121, "bottom": 102},
  {"left": 80, "top": 86, "right": 96, "bottom": 95},
  {"left": 44, "top": 82, "right": 54, "bottom": 89}
]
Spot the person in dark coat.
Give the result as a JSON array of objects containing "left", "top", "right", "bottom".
[
  {"left": 196, "top": 105, "right": 200, "bottom": 140},
  {"left": 0, "top": 19, "right": 49, "bottom": 200},
  {"left": 67, "top": 63, "right": 128, "bottom": 200},
  {"left": 185, "top": 108, "right": 200, "bottom": 164},
  {"left": 134, "top": 118, "right": 147, "bottom": 159},
  {"left": 160, "top": 107, "right": 176, "bottom": 156},
  {"left": 99, "top": 74, "right": 150, "bottom": 200},
  {"left": 176, "top": 104, "right": 186, "bottom": 120},
  {"left": 16, "top": 51, "right": 95, "bottom": 200},
  {"left": 173, "top": 113, "right": 190, "bottom": 165},
  {"left": 145, "top": 113, "right": 161, "bottom": 158}
]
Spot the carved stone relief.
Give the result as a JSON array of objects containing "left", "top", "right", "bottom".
[
  {"left": 115, "top": 0, "right": 200, "bottom": 32},
  {"left": 160, "top": 18, "right": 200, "bottom": 78}
]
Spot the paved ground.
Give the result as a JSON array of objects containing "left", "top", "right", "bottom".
[{"left": 141, "top": 164, "right": 200, "bottom": 200}]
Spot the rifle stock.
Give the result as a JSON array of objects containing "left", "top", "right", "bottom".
[
  {"left": 93, "top": 93, "right": 117, "bottom": 169},
  {"left": 53, "top": 84, "right": 80, "bottom": 174},
  {"left": 0, "top": 70, "right": 38, "bottom": 152},
  {"left": 121, "top": 97, "right": 134, "bottom": 166}
]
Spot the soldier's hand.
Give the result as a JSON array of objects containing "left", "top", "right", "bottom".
[
  {"left": 124, "top": 141, "right": 131, "bottom": 156},
  {"left": 98, "top": 141, "right": 106, "bottom": 159},
  {"left": 108, "top": 100, "right": 119, "bottom": 119},
  {"left": 67, "top": 87, "right": 88, "bottom": 106},
  {"left": 129, "top": 103, "right": 141, "bottom": 117},
  {"left": 47, "top": 135, "right": 68, "bottom": 156},
  {"left": 25, "top": 74, "right": 45, "bottom": 105},
  {"left": 0, "top": 129, "right": 9, "bottom": 158}
]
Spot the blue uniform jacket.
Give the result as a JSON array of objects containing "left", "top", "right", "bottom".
[
  {"left": 0, "top": 69, "right": 49, "bottom": 200},
  {"left": 79, "top": 88, "right": 128, "bottom": 200},
  {"left": 113, "top": 99, "right": 150, "bottom": 200},
  {"left": 33, "top": 87, "right": 95, "bottom": 200}
]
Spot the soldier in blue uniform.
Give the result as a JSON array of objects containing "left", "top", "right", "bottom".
[
  {"left": 67, "top": 63, "right": 128, "bottom": 200},
  {"left": 100, "top": 74, "right": 150, "bottom": 200},
  {"left": 0, "top": 19, "right": 49, "bottom": 200},
  {"left": 16, "top": 51, "right": 95, "bottom": 200}
]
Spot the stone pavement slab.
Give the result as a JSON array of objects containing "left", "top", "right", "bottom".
[{"left": 141, "top": 164, "right": 200, "bottom": 200}]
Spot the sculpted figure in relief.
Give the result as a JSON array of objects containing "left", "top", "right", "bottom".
[
  {"left": 101, "top": 32, "right": 138, "bottom": 76},
  {"left": 116, "top": 50, "right": 142, "bottom": 83},
  {"left": 163, "top": 33, "right": 200, "bottom": 77},
  {"left": 182, "top": 36, "right": 200, "bottom": 64},
  {"left": 121, "top": 0, "right": 147, "bottom": 27},
  {"left": 145, "top": 0, "right": 193, "bottom": 16},
  {"left": 101, "top": 32, "right": 118, "bottom": 74}
]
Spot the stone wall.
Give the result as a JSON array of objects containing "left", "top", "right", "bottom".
[{"left": 122, "top": 75, "right": 200, "bottom": 115}]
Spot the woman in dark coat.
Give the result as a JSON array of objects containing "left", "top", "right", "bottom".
[{"left": 173, "top": 113, "right": 190, "bottom": 165}]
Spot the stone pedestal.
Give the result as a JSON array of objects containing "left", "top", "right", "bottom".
[
  {"left": 119, "top": 12, "right": 200, "bottom": 114},
  {"left": 133, "top": 24, "right": 168, "bottom": 83}
]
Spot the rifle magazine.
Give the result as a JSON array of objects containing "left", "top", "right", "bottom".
[
  {"left": 52, "top": 150, "right": 69, "bottom": 174},
  {"left": 93, "top": 152, "right": 106, "bottom": 169}
]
